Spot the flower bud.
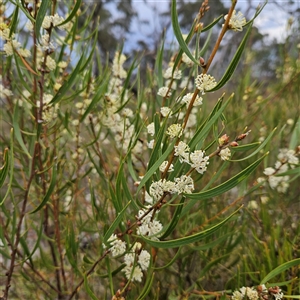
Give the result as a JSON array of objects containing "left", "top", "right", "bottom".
[
  {"left": 237, "top": 133, "right": 247, "bottom": 140},
  {"left": 230, "top": 141, "right": 239, "bottom": 147},
  {"left": 199, "top": 57, "right": 205, "bottom": 66},
  {"left": 218, "top": 134, "right": 229, "bottom": 146}
]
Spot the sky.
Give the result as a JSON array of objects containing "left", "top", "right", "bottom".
[{"left": 124, "top": 0, "right": 298, "bottom": 51}]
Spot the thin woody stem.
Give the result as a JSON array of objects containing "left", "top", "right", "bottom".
[{"left": 203, "top": 0, "right": 237, "bottom": 73}]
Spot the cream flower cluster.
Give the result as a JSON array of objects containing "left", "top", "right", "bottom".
[
  {"left": 106, "top": 234, "right": 126, "bottom": 257},
  {"left": 219, "top": 147, "right": 231, "bottom": 161},
  {"left": 224, "top": 10, "right": 247, "bottom": 32},
  {"left": 262, "top": 148, "right": 299, "bottom": 193},
  {"left": 195, "top": 74, "right": 217, "bottom": 94},
  {"left": 136, "top": 205, "right": 163, "bottom": 238},
  {"left": 232, "top": 287, "right": 258, "bottom": 300},
  {"left": 123, "top": 243, "right": 150, "bottom": 282},
  {"left": 182, "top": 93, "right": 203, "bottom": 107},
  {"left": 0, "top": 23, "right": 30, "bottom": 57},
  {"left": 148, "top": 174, "right": 195, "bottom": 203},
  {"left": 42, "top": 14, "right": 67, "bottom": 30},
  {"left": 232, "top": 285, "right": 283, "bottom": 300},
  {"left": 100, "top": 52, "right": 138, "bottom": 155},
  {"left": 174, "top": 141, "right": 210, "bottom": 174},
  {"left": 36, "top": 93, "right": 59, "bottom": 123}
]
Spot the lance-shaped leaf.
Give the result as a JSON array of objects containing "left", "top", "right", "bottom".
[
  {"left": 0, "top": 130, "right": 14, "bottom": 206},
  {"left": 260, "top": 258, "right": 300, "bottom": 284},
  {"left": 84, "top": 274, "right": 98, "bottom": 300},
  {"left": 207, "top": 2, "right": 267, "bottom": 92},
  {"left": 30, "top": 163, "right": 58, "bottom": 214},
  {"left": 57, "top": 0, "right": 82, "bottom": 27},
  {"left": 160, "top": 197, "right": 185, "bottom": 239},
  {"left": 181, "top": 153, "right": 268, "bottom": 215},
  {"left": 35, "top": 0, "right": 50, "bottom": 42},
  {"left": 13, "top": 104, "right": 31, "bottom": 158},
  {"left": 103, "top": 201, "right": 131, "bottom": 243},
  {"left": 230, "top": 127, "right": 276, "bottom": 161},
  {"left": 0, "top": 148, "right": 9, "bottom": 189},
  {"left": 136, "top": 139, "right": 177, "bottom": 195},
  {"left": 171, "top": 0, "right": 199, "bottom": 66},
  {"left": 49, "top": 55, "right": 84, "bottom": 105},
  {"left": 140, "top": 207, "right": 241, "bottom": 248}
]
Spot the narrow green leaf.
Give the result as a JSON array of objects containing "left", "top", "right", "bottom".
[
  {"left": 98, "top": 264, "right": 125, "bottom": 278},
  {"left": 84, "top": 275, "right": 98, "bottom": 300},
  {"left": 172, "top": 20, "right": 197, "bottom": 73},
  {"left": 50, "top": 55, "right": 84, "bottom": 105},
  {"left": 30, "top": 163, "right": 58, "bottom": 214},
  {"left": 24, "top": 220, "right": 43, "bottom": 263},
  {"left": 289, "top": 117, "right": 300, "bottom": 149},
  {"left": 13, "top": 50, "right": 32, "bottom": 91},
  {"left": 9, "top": 6, "right": 19, "bottom": 37},
  {"left": 154, "top": 248, "right": 182, "bottom": 270},
  {"left": 146, "top": 114, "right": 167, "bottom": 176},
  {"left": 189, "top": 94, "right": 230, "bottom": 150},
  {"left": 230, "top": 128, "right": 276, "bottom": 162},
  {"left": 80, "top": 75, "right": 109, "bottom": 122},
  {"left": 65, "top": 223, "right": 79, "bottom": 271},
  {"left": 171, "top": 0, "right": 199, "bottom": 66},
  {"left": 260, "top": 258, "right": 300, "bottom": 284},
  {"left": 208, "top": 22, "right": 253, "bottom": 92},
  {"left": 136, "top": 139, "right": 177, "bottom": 195},
  {"left": 13, "top": 104, "right": 31, "bottom": 158},
  {"left": 141, "top": 208, "right": 241, "bottom": 248},
  {"left": 121, "top": 174, "right": 140, "bottom": 210},
  {"left": 35, "top": 0, "right": 50, "bottom": 42},
  {"left": 13, "top": 0, "right": 35, "bottom": 22},
  {"left": 155, "top": 37, "right": 165, "bottom": 88},
  {"left": 137, "top": 271, "right": 155, "bottom": 300},
  {"left": 199, "top": 253, "right": 230, "bottom": 277},
  {"left": 0, "top": 130, "right": 14, "bottom": 206},
  {"left": 231, "top": 142, "right": 260, "bottom": 152},
  {"left": 0, "top": 148, "right": 9, "bottom": 189},
  {"left": 202, "top": 15, "right": 224, "bottom": 32},
  {"left": 208, "top": 2, "right": 267, "bottom": 92},
  {"left": 199, "top": 28, "right": 213, "bottom": 56},
  {"left": 103, "top": 201, "right": 131, "bottom": 243},
  {"left": 160, "top": 197, "right": 185, "bottom": 239},
  {"left": 185, "top": 153, "right": 268, "bottom": 201},
  {"left": 274, "top": 166, "right": 300, "bottom": 176},
  {"left": 57, "top": 0, "right": 82, "bottom": 26}
]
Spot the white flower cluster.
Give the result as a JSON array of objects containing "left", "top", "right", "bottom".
[
  {"left": 166, "top": 123, "right": 183, "bottom": 138},
  {"left": 163, "top": 66, "right": 182, "bottom": 80},
  {"left": 0, "top": 23, "right": 30, "bottom": 57},
  {"left": 136, "top": 205, "right": 163, "bottom": 238},
  {"left": 100, "top": 52, "right": 138, "bottom": 154},
  {"left": 182, "top": 93, "right": 203, "bottom": 107},
  {"left": 232, "top": 285, "right": 283, "bottom": 300},
  {"left": 157, "top": 86, "right": 172, "bottom": 98},
  {"left": 123, "top": 242, "right": 151, "bottom": 282},
  {"left": 0, "top": 75, "right": 13, "bottom": 98},
  {"left": 262, "top": 148, "right": 299, "bottom": 193},
  {"left": 195, "top": 74, "right": 217, "bottom": 94},
  {"left": 232, "top": 287, "right": 258, "bottom": 300},
  {"left": 174, "top": 141, "right": 210, "bottom": 174},
  {"left": 42, "top": 14, "right": 67, "bottom": 30},
  {"left": 148, "top": 174, "right": 195, "bottom": 203},
  {"left": 106, "top": 234, "right": 126, "bottom": 257},
  {"left": 224, "top": 10, "right": 247, "bottom": 32},
  {"left": 36, "top": 93, "right": 59, "bottom": 123},
  {"left": 219, "top": 147, "right": 231, "bottom": 161}
]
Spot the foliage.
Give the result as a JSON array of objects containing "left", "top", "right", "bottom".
[{"left": 0, "top": 0, "right": 299, "bottom": 299}]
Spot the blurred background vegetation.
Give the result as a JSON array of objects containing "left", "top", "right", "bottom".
[{"left": 0, "top": 0, "right": 299, "bottom": 299}]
